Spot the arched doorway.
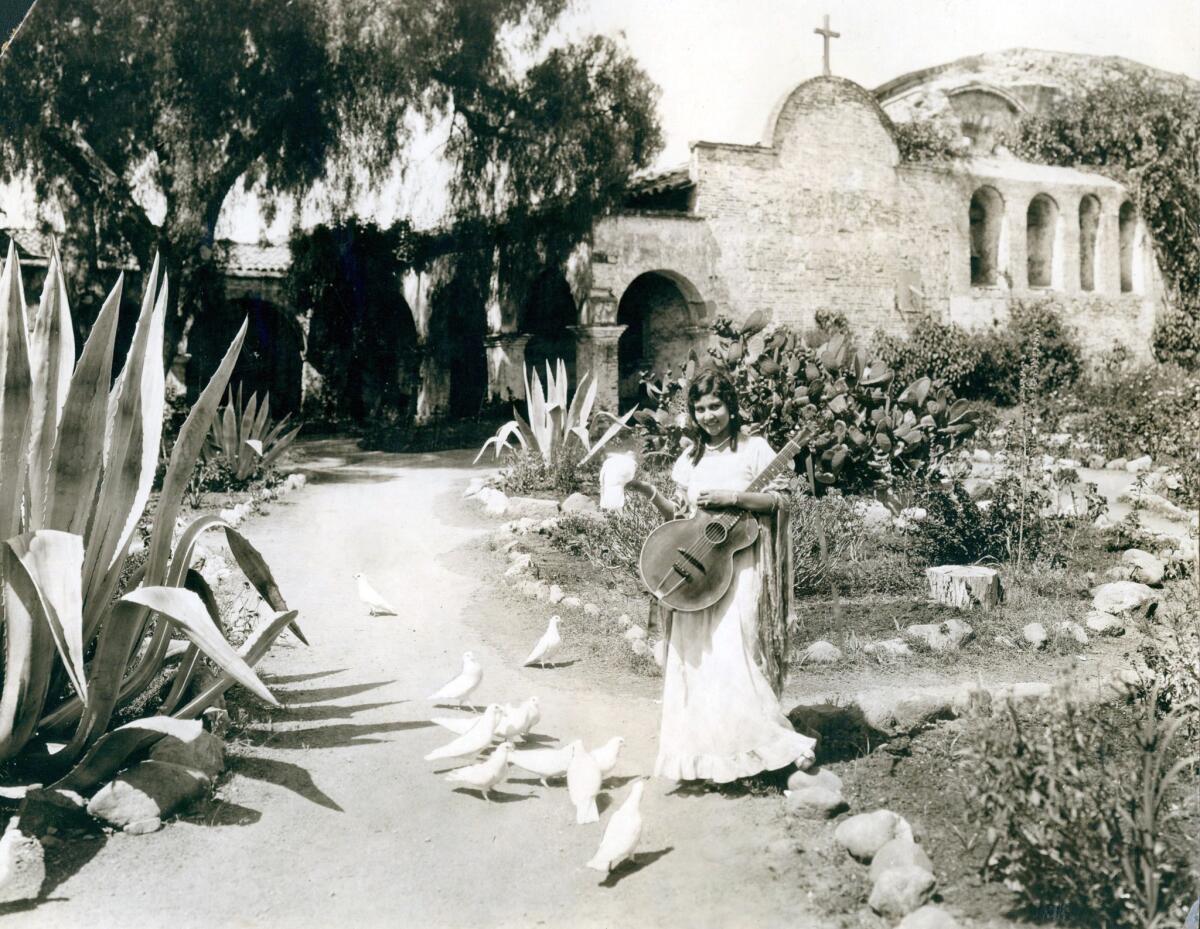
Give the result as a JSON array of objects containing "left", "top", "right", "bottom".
[
  {"left": 1118, "top": 201, "right": 1138, "bottom": 293},
  {"left": 521, "top": 271, "right": 577, "bottom": 387},
  {"left": 188, "top": 296, "right": 304, "bottom": 416},
  {"left": 1078, "top": 195, "right": 1101, "bottom": 292},
  {"left": 1026, "top": 194, "right": 1060, "bottom": 289},
  {"left": 969, "top": 185, "right": 1005, "bottom": 286},
  {"left": 616, "top": 271, "right": 705, "bottom": 408}
]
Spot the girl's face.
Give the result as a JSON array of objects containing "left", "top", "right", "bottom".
[{"left": 693, "top": 393, "right": 732, "bottom": 442}]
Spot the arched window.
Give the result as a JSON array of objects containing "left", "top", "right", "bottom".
[
  {"left": 969, "top": 186, "right": 1005, "bottom": 286},
  {"left": 1078, "top": 195, "right": 1101, "bottom": 292},
  {"left": 1119, "top": 201, "right": 1137, "bottom": 293},
  {"left": 1026, "top": 194, "right": 1059, "bottom": 288}
]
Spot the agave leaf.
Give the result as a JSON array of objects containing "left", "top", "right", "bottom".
[
  {"left": 173, "top": 610, "right": 299, "bottom": 720},
  {"left": 120, "top": 586, "right": 278, "bottom": 707},
  {"left": 252, "top": 393, "right": 272, "bottom": 440},
  {"left": 27, "top": 246, "right": 76, "bottom": 528},
  {"left": 62, "top": 600, "right": 147, "bottom": 760},
  {"left": 260, "top": 425, "right": 301, "bottom": 470},
  {"left": 564, "top": 369, "right": 592, "bottom": 431},
  {"left": 0, "top": 542, "right": 60, "bottom": 761},
  {"left": 574, "top": 373, "right": 599, "bottom": 435},
  {"left": 241, "top": 392, "right": 258, "bottom": 443},
  {"left": 44, "top": 276, "right": 124, "bottom": 536},
  {"left": 83, "top": 266, "right": 166, "bottom": 614},
  {"left": 158, "top": 570, "right": 216, "bottom": 716},
  {"left": 474, "top": 420, "right": 528, "bottom": 463},
  {"left": 51, "top": 716, "right": 203, "bottom": 794},
  {"left": 0, "top": 240, "right": 33, "bottom": 541},
  {"left": 7, "top": 530, "right": 87, "bottom": 703},
  {"left": 260, "top": 411, "right": 294, "bottom": 449},
  {"left": 578, "top": 407, "right": 638, "bottom": 466},
  {"left": 220, "top": 402, "right": 238, "bottom": 457},
  {"left": 224, "top": 525, "right": 307, "bottom": 645},
  {"left": 147, "top": 320, "right": 248, "bottom": 588},
  {"left": 567, "top": 425, "right": 591, "bottom": 455}
]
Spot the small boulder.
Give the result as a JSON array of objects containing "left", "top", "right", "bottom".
[
  {"left": 475, "top": 487, "right": 509, "bottom": 517},
  {"left": 1125, "top": 454, "right": 1152, "bottom": 473},
  {"left": 630, "top": 639, "right": 650, "bottom": 658},
  {"left": 863, "top": 638, "right": 911, "bottom": 658},
  {"left": 505, "top": 496, "right": 560, "bottom": 520},
  {"left": 834, "top": 809, "right": 912, "bottom": 862},
  {"left": 802, "top": 641, "right": 842, "bottom": 665},
  {"left": 616, "top": 613, "right": 633, "bottom": 629},
  {"left": 1085, "top": 611, "right": 1124, "bottom": 636},
  {"left": 1086, "top": 454, "right": 1106, "bottom": 470},
  {"left": 547, "top": 585, "right": 565, "bottom": 604},
  {"left": 0, "top": 818, "right": 44, "bottom": 904},
  {"left": 855, "top": 500, "right": 894, "bottom": 531},
  {"left": 1023, "top": 622, "right": 1048, "bottom": 648},
  {"left": 1105, "top": 457, "right": 1128, "bottom": 471},
  {"left": 890, "top": 693, "right": 955, "bottom": 734},
  {"left": 869, "top": 866, "right": 936, "bottom": 918},
  {"left": 786, "top": 766, "right": 842, "bottom": 794},
  {"left": 623, "top": 625, "right": 647, "bottom": 642},
  {"left": 904, "top": 619, "right": 974, "bottom": 653},
  {"left": 582, "top": 602, "right": 601, "bottom": 617},
  {"left": 785, "top": 784, "right": 848, "bottom": 818},
  {"left": 87, "top": 762, "right": 210, "bottom": 830},
  {"left": 560, "top": 493, "right": 599, "bottom": 516},
  {"left": 897, "top": 904, "right": 963, "bottom": 929},
  {"left": 1056, "top": 621, "right": 1089, "bottom": 645},
  {"left": 869, "top": 836, "right": 934, "bottom": 883},
  {"left": 1091, "top": 581, "right": 1157, "bottom": 619},
  {"left": 563, "top": 596, "right": 582, "bottom": 609},
  {"left": 148, "top": 731, "right": 226, "bottom": 780},
  {"left": 1121, "top": 549, "right": 1165, "bottom": 587}
]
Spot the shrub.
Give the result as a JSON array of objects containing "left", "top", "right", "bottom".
[
  {"left": 0, "top": 244, "right": 301, "bottom": 779},
  {"left": 203, "top": 387, "right": 301, "bottom": 488},
  {"left": 497, "top": 440, "right": 601, "bottom": 497},
  {"left": 960, "top": 679, "right": 1197, "bottom": 928},
  {"left": 871, "top": 318, "right": 985, "bottom": 398},
  {"left": 551, "top": 469, "right": 669, "bottom": 580}
]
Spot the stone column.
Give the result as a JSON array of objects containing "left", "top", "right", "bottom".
[
  {"left": 414, "top": 350, "right": 451, "bottom": 424},
  {"left": 483, "top": 332, "right": 531, "bottom": 404},
  {"left": 569, "top": 324, "right": 626, "bottom": 411}
]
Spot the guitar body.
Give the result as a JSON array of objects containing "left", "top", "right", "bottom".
[{"left": 639, "top": 511, "right": 760, "bottom": 613}]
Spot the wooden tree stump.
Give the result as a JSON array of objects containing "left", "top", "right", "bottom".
[{"left": 925, "top": 565, "right": 1002, "bottom": 611}]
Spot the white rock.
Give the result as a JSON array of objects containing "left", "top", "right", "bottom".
[
  {"left": 897, "top": 905, "right": 963, "bottom": 929},
  {"left": 582, "top": 602, "right": 600, "bottom": 617},
  {"left": 834, "top": 810, "right": 912, "bottom": 862},
  {"left": 971, "top": 448, "right": 993, "bottom": 463},
  {"left": 563, "top": 596, "right": 582, "bottom": 609},
  {"left": 0, "top": 819, "right": 44, "bottom": 904},
  {"left": 855, "top": 500, "right": 894, "bottom": 531},
  {"left": 904, "top": 619, "right": 973, "bottom": 653},
  {"left": 1091, "top": 581, "right": 1157, "bottom": 618},
  {"left": 560, "top": 493, "right": 599, "bottom": 515},
  {"left": 869, "top": 836, "right": 934, "bottom": 883},
  {"left": 1121, "top": 549, "right": 1165, "bottom": 587},
  {"left": 1125, "top": 455, "right": 1152, "bottom": 473},
  {"left": 1085, "top": 611, "right": 1124, "bottom": 636},
  {"left": 476, "top": 487, "right": 509, "bottom": 516},
  {"left": 1022, "top": 622, "right": 1047, "bottom": 648},
  {"left": 802, "top": 641, "right": 842, "bottom": 665},
  {"left": 547, "top": 584, "right": 565, "bottom": 604},
  {"left": 1056, "top": 621, "right": 1089, "bottom": 645},
  {"left": 503, "top": 561, "right": 528, "bottom": 578},
  {"left": 630, "top": 638, "right": 650, "bottom": 658},
  {"left": 1048, "top": 433, "right": 1073, "bottom": 448},
  {"left": 616, "top": 613, "right": 633, "bottom": 629},
  {"left": 623, "top": 625, "right": 647, "bottom": 643},
  {"left": 869, "top": 866, "right": 937, "bottom": 918},
  {"left": 1105, "top": 457, "right": 1128, "bottom": 471},
  {"left": 863, "top": 638, "right": 911, "bottom": 658}
]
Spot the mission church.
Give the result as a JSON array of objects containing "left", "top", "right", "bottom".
[{"left": 1, "top": 26, "right": 1175, "bottom": 419}]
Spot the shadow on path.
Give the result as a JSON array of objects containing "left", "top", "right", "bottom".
[
  {"left": 181, "top": 798, "right": 264, "bottom": 827},
  {"left": 258, "top": 701, "right": 401, "bottom": 723},
  {"left": 262, "top": 669, "right": 348, "bottom": 686},
  {"left": 599, "top": 847, "right": 674, "bottom": 887},
  {"left": 239, "top": 720, "right": 433, "bottom": 750},
  {"left": 230, "top": 755, "right": 345, "bottom": 812},
  {"left": 280, "top": 681, "right": 396, "bottom": 704},
  {"left": 450, "top": 788, "right": 537, "bottom": 804}
]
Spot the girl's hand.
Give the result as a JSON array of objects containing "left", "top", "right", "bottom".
[{"left": 696, "top": 489, "right": 739, "bottom": 509}]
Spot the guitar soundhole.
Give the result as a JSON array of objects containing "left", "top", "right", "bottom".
[{"left": 703, "top": 523, "right": 727, "bottom": 544}]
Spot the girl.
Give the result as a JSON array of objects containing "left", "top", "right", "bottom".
[{"left": 628, "top": 370, "right": 816, "bottom": 783}]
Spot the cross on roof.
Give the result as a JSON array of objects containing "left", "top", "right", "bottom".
[{"left": 813, "top": 14, "right": 840, "bottom": 76}]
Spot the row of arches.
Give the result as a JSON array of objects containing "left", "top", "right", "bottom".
[{"left": 969, "top": 187, "right": 1141, "bottom": 294}]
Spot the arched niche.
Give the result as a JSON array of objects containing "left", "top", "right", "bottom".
[
  {"left": 969, "top": 185, "right": 1006, "bottom": 286},
  {"left": 1078, "top": 195, "right": 1101, "bottom": 292},
  {"left": 1026, "top": 194, "right": 1060, "bottom": 289},
  {"left": 521, "top": 270, "right": 578, "bottom": 386},
  {"left": 615, "top": 271, "right": 707, "bottom": 408},
  {"left": 1118, "top": 201, "right": 1138, "bottom": 294}
]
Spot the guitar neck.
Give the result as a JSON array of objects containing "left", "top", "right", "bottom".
[{"left": 712, "top": 430, "right": 808, "bottom": 526}]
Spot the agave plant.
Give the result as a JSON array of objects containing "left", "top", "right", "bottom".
[
  {"left": 475, "top": 359, "right": 636, "bottom": 467},
  {"left": 206, "top": 385, "right": 301, "bottom": 482},
  {"left": 0, "top": 241, "right": 304, "bottom": 781}
]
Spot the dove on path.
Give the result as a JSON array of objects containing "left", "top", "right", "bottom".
[
  {"left": 522, "top": 615, "right": 562, "bottom": 667},
  {"left": 567, "top": 740, "right": 602, "bottom": 825},
  {"left": 589, "top": 736, "right": 625, "bottom": 778},
  {"left": 423, "top": 705, "right": 500, "bottom": 762},
  {"left": 494, "top": 697, "right": 540, "bottom": 740},
  {"left": 354, "top": 572, "right": 398, "bottom": 616},
  {"left": 445, "top": 742, "right": 514, "bottom": 801},
  {"left": 586, "top": 779, "right": 646, "bottom": 872},
  {"left": 509, "top": 744, "right": 574, "bottom": 787},
  {"left": 427, "top": 652, "right": 483, "bottom": 707}
]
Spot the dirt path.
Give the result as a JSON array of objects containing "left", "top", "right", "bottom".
[{"left": 12, "top": 442, "right": 825, "bottom": 929}]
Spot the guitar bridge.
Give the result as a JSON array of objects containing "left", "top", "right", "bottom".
[{"left": 676, "top": 550, "right": 707, "bottom": 575}]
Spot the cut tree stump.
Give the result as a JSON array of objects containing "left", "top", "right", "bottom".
[{"left": 925, "top": 565, "right": 1002, "bottom": 611}]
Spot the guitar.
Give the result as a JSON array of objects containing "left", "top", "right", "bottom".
[{"left": 638, "top": 427, "right": 813, "bottom": 612}]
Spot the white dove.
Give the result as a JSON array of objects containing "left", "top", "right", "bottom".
[
  {"left": 509, "top": 744, "right": 575, "bottom": 787},
  {"left": 494, "top": 697, "right": 541, "bottom": 739},
  {"left": 423, "top": 705, "right": 500, "bottom": 762},
  {"left": 445, "top": 742, "right": 514, "bottom": 801},
  {"left": 567, "top": 740, "right": 602, "bottom": 825},
  {"left": 586, "top": 779, "right": 646, "bottom": 872},
  {"left": 354, "top": 572, "right": 398, "bottom": 616},
  {"left": 589, "top": 736, "right": 625, "bottom": 778},
  {"left": 427, "top": 651, "right": 483, "bottom": 707},
  {"left": 523, "top": 615, "right": 562, "bottom": 667}
]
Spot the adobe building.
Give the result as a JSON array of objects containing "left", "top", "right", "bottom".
[{"left": 477, "top": 49, "right": 1171, "bottom": 413}]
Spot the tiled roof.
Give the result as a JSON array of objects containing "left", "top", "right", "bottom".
[
  {"left": 0, "top": 227, "right": 53, "bottom": 265},
  {"left": 626, "top": 165, "right": 692, "bottom": 197},
  {"left": 216, "top": 240, "right": 292, "bottom": 278}
]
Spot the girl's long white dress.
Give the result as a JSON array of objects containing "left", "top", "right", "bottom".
[{"left": 653, "top": 436, "right": 817, "bottom": 783}]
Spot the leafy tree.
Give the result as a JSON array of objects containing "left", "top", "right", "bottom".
[
  {"left": 1003, "top": 72, "right": 1200, "bottom": 367},
  {"left": 0, "top": 0, "right": 662, "bottom": 380}
]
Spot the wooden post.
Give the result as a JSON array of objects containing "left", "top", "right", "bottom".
[{"left": 926, "top": 565, "right": 1003, "bottom": 611}]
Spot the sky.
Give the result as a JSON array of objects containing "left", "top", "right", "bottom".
[{"left": 5, "top": 0, "right": 1198, "bottom": 241}]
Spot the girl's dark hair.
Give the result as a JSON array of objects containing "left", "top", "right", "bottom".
[{"left": 687, "top": 370, "right": 742, "bottom": 465}]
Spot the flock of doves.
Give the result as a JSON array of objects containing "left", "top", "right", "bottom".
[{"left": 354, "top": 572, "right": 645, "bottom": 875}]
